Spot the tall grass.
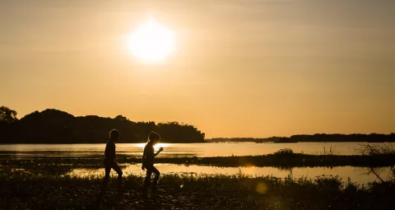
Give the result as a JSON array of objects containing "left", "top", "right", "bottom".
[
  {"left": 1, "top": 171, "right": 395, "bottom": 210},
  {"left": 358, "top": 143, "right": 395, "bottom": 156}
]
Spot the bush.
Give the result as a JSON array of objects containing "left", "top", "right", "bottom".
[
  {"left": 274, "top": 148, "right": 294, "bottom": 155},
  {"left": 359, "top": 144, "right": 395, "bottom": 156}
]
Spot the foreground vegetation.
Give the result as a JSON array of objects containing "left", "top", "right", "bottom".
[{"left": 1, "top": 170, "right": 395, "bottom": 210}]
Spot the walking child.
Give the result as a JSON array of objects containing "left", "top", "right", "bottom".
[
  {"left": 142, "top": 131, "right": 163, "bottom": 196},
  {"left": 103, "top": 129, "right": 123, "bottom": 186}
]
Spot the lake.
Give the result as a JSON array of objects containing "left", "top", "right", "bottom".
[
  {"left": 1, "top": 142, "right": 393, "bottom": 158},
  {"left": 1, "top": 142, "right": 394, "bottom": 184}
]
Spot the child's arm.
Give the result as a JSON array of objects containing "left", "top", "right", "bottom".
[
  {"left": 141, "top": 147, "right": 146, "bottom": 170},
  {"left": 154, "top": 147, "right": 164, "bottom": 157}
]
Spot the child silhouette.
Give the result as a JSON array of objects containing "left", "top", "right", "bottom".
[
  {"left": 142, "top": 131, "right": 163, "bottom": 196},
  {"left": 103, "top": 129, "right": 123, "bottom": 187}
]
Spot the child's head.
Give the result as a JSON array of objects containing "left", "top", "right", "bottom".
[
  {"left": 148, "top": 131, "right": 161, "bottom": 145},
  {"left": 109, "top": 129, "right": 120, "bottom": 141}
]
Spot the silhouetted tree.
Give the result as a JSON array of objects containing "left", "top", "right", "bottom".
[
  {"left": 2, "top": 106, "right": 393, "bottom": 144},
  {"left": 0, "top": 106, "right": 18, "bottom": 124},
  {"left": 0, "top": 106, "right": 18, "bottom": 143},
  {"left": 211, "top": 134, "right": 395, "bottom": 143},
  {"left": 114, "top": 115, "right": 128, "bottom": 122},
  {"left": 1, "top": 108, "right": 206, "bottom": 144}
]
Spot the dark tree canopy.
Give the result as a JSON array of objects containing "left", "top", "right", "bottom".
[
  {"left": 0, "top": 107, "right": 205, "bottom": 144},
  {"left": 0, "top": 106, "right": 18, "bottom": 124},
  {"left": 211, "top": 133, "right": 395, "bottom": 143}
]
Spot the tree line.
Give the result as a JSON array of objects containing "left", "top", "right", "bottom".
[
  {"left": 210, "top": 133, "right": 395, "bottom": 143},
  {"left": 0, "top": 106, "right": 205, "bottom": 144}
]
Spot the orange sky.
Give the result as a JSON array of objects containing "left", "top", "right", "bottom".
[{"left": 1, "top": 1, "right": 394, "bottom": 138}]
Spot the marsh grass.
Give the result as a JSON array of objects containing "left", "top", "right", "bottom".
[
  {"left": 1, "top": 148, "right": 395, "bottom": 209},
  {"left": 3, "top": 149, "right": 395, "bottom": 170},
  {"left": 358, "top": 143, "right": 395, "bottom": 156},
  {"left": 1, "top": 171, "right": 395, "bottom": 210},
  {"left": 273, "top": 148, "right": 294, "bottom": 156}
]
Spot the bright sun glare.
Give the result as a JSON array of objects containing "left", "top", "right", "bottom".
[
  {"left": 136, "top": 143, "right": 170, "bottom": 151},
  {"left": 128, "top": 18, "right": 175, "bottom": 62}
]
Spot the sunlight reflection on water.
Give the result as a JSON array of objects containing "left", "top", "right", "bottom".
[
  {"left": 2, "top": 142, "right": 395, "bottom": 158},
  {"left": 135, "top": 143, "right": 170, "bottom": 150}
]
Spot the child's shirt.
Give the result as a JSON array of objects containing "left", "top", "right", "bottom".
[
  {"left": 143, "top": 144, "right": 155, "bottom": 167},
  {"left": 105, "top": 141, "right": 116, "bottom": 161}
]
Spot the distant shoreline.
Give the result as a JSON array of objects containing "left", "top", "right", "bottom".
[
  {"left": 2, "top": 140, "right": 395, "bottom": 145},
  {"left": 208, "top": 134, "right": 395, "bottom": 143},
  {"left": 1, "top": 108, "right": 394, "bottom": 144}
]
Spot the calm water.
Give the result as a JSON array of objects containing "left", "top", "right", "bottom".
[
  {"left": 1, "top": 142, "right": 393, "bottom": 184},
  {"left": 1, "top": 142, "right": 393, "bottom": 158}
]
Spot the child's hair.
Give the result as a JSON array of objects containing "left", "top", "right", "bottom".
[
  {"left": 148, "top": 131, "right": 161, "bottom": 143},
  {"left": 109, "top": 129, "right": 120, "bottom": 141}
]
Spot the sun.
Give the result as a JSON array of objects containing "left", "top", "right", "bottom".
[{"left": 127, "top": 18, "right": 175, "bottom": 62}]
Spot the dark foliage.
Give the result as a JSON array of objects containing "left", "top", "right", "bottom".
[
  {"left": 211, "top": 133, "right": 395, "bottom": 143},
  {"left": 289, "top": 133, "right": 395, "bottom": 142},
  {"left": 0, "top": 106, "right": 18, "bottom": 124},
  {"left": 1, "top": 172, "right": 395, "bottom": 210},
  {"left": 0, "top": 107, "right": 205, "bottom": 144}
]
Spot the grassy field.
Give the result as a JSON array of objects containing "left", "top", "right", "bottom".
[{"left": 1, "top": 170, "right": 395, "bottom": 210}]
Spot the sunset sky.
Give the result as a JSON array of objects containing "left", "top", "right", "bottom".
[{"left": 1, "top": 0, "right": 394, "bottom": 138}]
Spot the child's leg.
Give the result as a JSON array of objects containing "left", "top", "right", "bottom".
[
  {"left": 143, "top": 167, "right": 153, "bottom": 193},
  {"left": 103, "top": 163, "right": 111, "bottom": 185},
  {"left": 151, "top": 166, "right": 160, "bottom": 186},
  {"left": 111, "top": 162, "right": 123, "bottom": 181}
]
